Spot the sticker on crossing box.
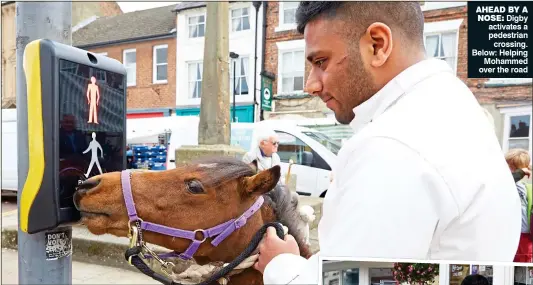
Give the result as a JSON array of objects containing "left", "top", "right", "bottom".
[{"left": 45, "top": 229, "right": 72, "bottom": 260}]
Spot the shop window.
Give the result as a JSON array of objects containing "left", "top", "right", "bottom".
[
  {"left": 369, "top": 268, "right": 395, "bottom": 285},
  {"left": 449, "top": 264, "right": 471, "bottom": 285},
  {"left": 514, "top": 266, "right": 533, "bottom": 285},
  {"left": 472, "top": 265, "right": 493, "bottom": 285}
]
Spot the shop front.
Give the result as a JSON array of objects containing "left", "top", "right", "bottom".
[
  {"left": 322, "top": 261, "right": 533, "bottom": 285},
  {"left": 441, "top": 264, "right": 533, "bottom": 285},
  {"left": 322, "top": 261, "right": 398, "bottom": 285},
  {"left": 127, "top": 108, "right": 171, "bottom": 119},
  {"left": 175, "top": 104, "right": 255, "bottom": 123}
]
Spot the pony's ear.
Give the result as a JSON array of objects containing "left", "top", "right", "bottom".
[
  {"left": 243, "top": 165, "right": 281, "bottom": 195},
  {"left": 248, "top": 159, "right": 259, "bottom": 173}
]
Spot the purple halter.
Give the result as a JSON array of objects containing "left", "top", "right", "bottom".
[{"left": 120, "top": 170, "right": 265, "bottom": 260}]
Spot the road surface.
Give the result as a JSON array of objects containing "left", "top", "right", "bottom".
[
  {"left": 2, "top": 248, "right": 159, "bottom": 284},
  {"left": 2, "top": 196, "right": 17, "bottom": 214}
]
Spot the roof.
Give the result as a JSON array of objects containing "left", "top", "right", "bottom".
[
  {"left": 73, "top": 4, "right": 176, "bottom": 48},
  {"left": 173, "top": 1, "right": 243, "bottom": 12},
  {"left": 173, "top": 1, "right": 206, "bottom": 12}
]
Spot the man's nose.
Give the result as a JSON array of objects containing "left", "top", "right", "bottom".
[{"left": 304, "top": 73, "right": 322, "bottom": 95}]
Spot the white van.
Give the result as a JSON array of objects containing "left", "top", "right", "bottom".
[
  {"left": 165, "top": 118, "right": 340, "bottom": 197},
  {"left": 1, "top": 109, "right": 18, "bottom": 194}
]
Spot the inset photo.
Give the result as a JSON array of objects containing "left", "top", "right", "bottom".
[{"left": 321, "top": 259, "right": 533, "bottom": 285}]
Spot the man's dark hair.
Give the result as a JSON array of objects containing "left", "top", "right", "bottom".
[
  {"left": 461, "top": 274, "right": 490, "bottom": 285},
  {"left": 295, "top": 1, "right": 425, "bottom": 47}
]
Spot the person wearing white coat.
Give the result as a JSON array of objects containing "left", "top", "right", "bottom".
[
  {"left": 253, "top": 2, "right": 521, "bottom": 284},
  {"left": 242, "top": 127, "right": 281, "bottom": 172}
]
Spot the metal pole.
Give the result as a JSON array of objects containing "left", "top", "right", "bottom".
[
  {"left": 232, "top": 60, "right": 236, "bottom": 123},
  {"left": 16, "top": 2, "right": 72, "bottom": 284},
  {"left": 252, "top": 1, "right": 262, "bottom": 123}
]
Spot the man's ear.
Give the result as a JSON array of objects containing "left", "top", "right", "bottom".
[{"left": 243, "top": 165, "right": 281, "bottom": 196}]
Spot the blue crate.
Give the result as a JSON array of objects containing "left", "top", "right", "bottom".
[
  {"left": 133, "top": 145, "right": 149, "bottom": 152},
  {"left": 151, "top": 163, "right": 166, "bottom": 171}
]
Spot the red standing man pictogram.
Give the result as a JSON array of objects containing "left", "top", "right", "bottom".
[{"left": 87, "top": 76, "right": 100, "bottom": 124}]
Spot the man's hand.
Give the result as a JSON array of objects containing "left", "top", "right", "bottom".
[{"left": 253, "top": 226, "right": 300, "bottom": 274}]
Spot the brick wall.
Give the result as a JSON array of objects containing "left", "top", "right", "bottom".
[
  {"left": 263, "top": 2, "right": 531, "bottom": 116},
  {"left": 88, "top": 38, "right": 176, "bottom": 110},
  {"left": 98, "top": 2, "right": 123, "bottom": 17},
  {"left": 72, "top": 2, "right": 122, "bottom": 27},
  {"left": 1, "top": 1, "right": 123, "bottom": 108},
  {"left": 424, "top": 6, "right": 532, "bottom": 104}
]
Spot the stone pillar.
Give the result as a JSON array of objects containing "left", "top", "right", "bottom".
[
  {"left": 198, "top": 1, "right": 230, "bottom": 145},
  {"left": 175, "top": 1, "right": 246, "bottom": 165}
]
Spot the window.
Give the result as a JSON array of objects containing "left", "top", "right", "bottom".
[
  {"left": 424, "top": 32, "right": 457, "bottom": 70},
  {"left": 188, "top": 15, "right": 205, "bottom": 38},
  {"left": 471, "top": 265, "right": 493, "bottom": 285},
  {"left": 514, "top": 266, "right": 533, "bottom": 285},
  {"left": 188, "top": 62, "right": 203, "bottom": 98},
  {"left": 322, "top": 269, "right": 359, "bottom": 285},
  {"left": 501, "top": 106, "right": 532, "bottom": 155},
  {"left": 280, "top": 1, "right": 298, "bottom": 25},
  {"left": 423, "top": 19, "right": 462, "bottom": 73},
  {"left": 275, "top": 131, "right": 313, "bottom": 165},
  {"left": 279, "top": 50, "right": 305, "bottom": 93},
  {"left": 229, "top": 56, "right": 249, "bottom": 95},
  {"left": 123, "top": 49, "right": 136, "bottom": 86},
  {"left": 302, "top": 131, "right": 341, "bottom": 155},
  {"left": 449, "top": 264, "right": 471, "bottom": 285},
  {"left": 231, "top": 7, "right": 250, "bottom": 32},
  {"left": 342, "top": 269, "right": 359, "bottom": 285},
  {"left": 153, "top": 45, "right": 168, "bottom": 84},
  {"left": 369, "top": 268, "right": 395, "bottom": 285},
  {"left": 322, "top": 270, "right": 341, "bottom": 285}
]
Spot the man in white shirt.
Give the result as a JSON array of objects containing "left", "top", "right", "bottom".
[{"left": 253, "top": 2, "right": 521, "bottom": 284}]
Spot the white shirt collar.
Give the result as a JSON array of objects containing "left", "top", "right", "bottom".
[{"left": 349, "top": 58, "right": 454, "bottom": 132}]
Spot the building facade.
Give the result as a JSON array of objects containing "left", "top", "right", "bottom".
[
  {"left": 322, "top": 260, "right": 531, "bottom": 285},
  {"left": 173, "top": 1, "right": 265, "bottom": 123},
  {"left": 262, "top": 1, "right": 532, "bottom": 153},
  {"left": 73, "top": 4, "right": 177, "bottom": 119},
  {"left": 422, "top": 1, "right": 532, "bottom": 156},
  {"left": 1, "top": 1, "right": 123, "bottom": 109}
]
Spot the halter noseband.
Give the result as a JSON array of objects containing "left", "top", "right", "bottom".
[{"left": 121, "top": 169, "right": 264, "bottom": 260}]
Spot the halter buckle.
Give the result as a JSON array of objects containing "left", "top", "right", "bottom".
[{"left": 193, "top": 229, "right": 208, "bottom": 243}]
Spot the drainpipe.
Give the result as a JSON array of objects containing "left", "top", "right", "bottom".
[{"left": 259, "top": 1, "right": 268, "bottom": 121}]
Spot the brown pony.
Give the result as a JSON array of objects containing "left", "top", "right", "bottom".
[{"left": 74, "top": 156, "right": 312, "bottom": 285}]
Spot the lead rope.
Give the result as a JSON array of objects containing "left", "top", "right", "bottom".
[
  {"left": 171, "top": 225, "right": 289, "bottom": 284},
  {"left": 125, "top": 222, "right": 286, "bottom": 285}
]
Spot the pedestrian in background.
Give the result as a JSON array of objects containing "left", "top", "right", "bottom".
[
  {"left": 242, "top": 127, "right": 281, "bottom": 172},
  {"left": 506, "top": 149, "right": 533, "bottom": 263}
]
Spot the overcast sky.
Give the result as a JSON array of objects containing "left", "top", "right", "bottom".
[{"left": 117, "top": 2, "right": 180, "bottom": 13}]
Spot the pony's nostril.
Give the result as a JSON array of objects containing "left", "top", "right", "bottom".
[{"left": 76, "top": 178, "right": 101, "bottom": 194}]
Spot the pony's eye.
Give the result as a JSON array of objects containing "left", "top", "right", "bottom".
[{"left": 186, "top": 180, "right": 204, "bottom": 194}]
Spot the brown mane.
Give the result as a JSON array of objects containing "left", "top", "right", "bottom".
[{"left": 186, "top": 156, "right": 311, "bottom": 254}]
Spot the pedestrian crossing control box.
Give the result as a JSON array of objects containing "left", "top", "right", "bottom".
[{"left": 20, "top": 39, "right": 127, "bottom": 234}]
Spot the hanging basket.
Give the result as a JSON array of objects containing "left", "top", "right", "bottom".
[{"left": 392, "top": 263, "right": 440, "bottom": 285}]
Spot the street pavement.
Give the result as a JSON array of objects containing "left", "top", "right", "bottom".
[
  {"left": 2, "top": 196, "right": 17, "bottom": 214},
  {"left": 1, "top": 248, "right": 159, "bottom": 284}
]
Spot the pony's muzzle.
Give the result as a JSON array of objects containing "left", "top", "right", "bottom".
[{"left": 73, "top": 178, "right": 101, "bottom": 210}]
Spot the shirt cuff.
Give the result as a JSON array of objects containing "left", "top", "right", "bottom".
[{"left": 263, "top": 253, "right": 307, "bottom": 284}]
